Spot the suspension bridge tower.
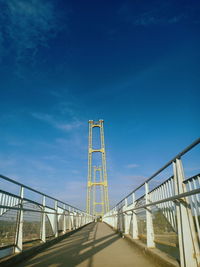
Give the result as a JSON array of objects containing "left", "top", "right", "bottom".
[{"left": 86, "top": 119, "right": 109, "bottom": 216}]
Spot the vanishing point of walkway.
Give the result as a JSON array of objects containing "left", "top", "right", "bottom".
[{"left": 17, "top": 222, "right": 156, "bottom": 267}]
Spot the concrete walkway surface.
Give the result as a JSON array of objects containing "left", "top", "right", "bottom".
[{"left": 16, "top": 222, "right": 157, "bottom": 267}]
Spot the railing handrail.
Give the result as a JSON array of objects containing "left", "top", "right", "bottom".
[
  {"left": 0, "top": 173, "right": 87, "bottom": 214},
  {"left": 115, "top": 137, "right": 200, "bottom": 207}
]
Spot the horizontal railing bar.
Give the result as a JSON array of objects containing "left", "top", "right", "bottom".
[
  {"left": 0, "top": 205, "right": 89, "bottom": 216},
  {"left": 0, "top": 189, "right": 21, "bottom": 199},
  {"left": 183, "top": 173, "right": 200, "bottom": 184},
  {"left": 0, "top": 174, "right": 86, "bottom": 214},
  {"left": 115, "top": 138, "right": 200, "bottom": 206},
  {"left": 23, "top": 198, "right": 42, "bottom": 207},
  {"left": 127, "top": 175, "right": 174, "bottom": 207},
  {"left": 106, "top": 187, "right": 200, "bottom": 216},
  {"left": 0, "top": 189, "right": 66, "bottom": 211},
  {"left": 148, "top": 175, "right": 174, "bottom": 194},
  {"left": 0, "top": 244, "right": 14, "bottom": 250}
]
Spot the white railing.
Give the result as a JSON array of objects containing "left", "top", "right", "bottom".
[
  {"left": 0, "top": 174, "right": 93, "bottom": 258},
  {"left": 103, "top": 138, "right": 200, "bottom": 267}
]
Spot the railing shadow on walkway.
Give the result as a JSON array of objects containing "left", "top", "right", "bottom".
[{"left": 16, "top": 222, "right": 121, "bottom": 267}]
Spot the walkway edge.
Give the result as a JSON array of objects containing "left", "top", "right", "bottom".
[
  {"left": 0, "top": 223, "right": 92, "bottom": 267},
  {"left": 104, "top": 222, "right": 179, "bottom": 267}
]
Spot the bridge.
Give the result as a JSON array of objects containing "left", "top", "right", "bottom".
[{"left": 0, "top": 138, "right": 200, "bottom": 267}]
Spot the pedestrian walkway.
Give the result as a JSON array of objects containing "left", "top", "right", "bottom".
[{"left": 17, "top": 222, "right": 157, "bottom": 267}]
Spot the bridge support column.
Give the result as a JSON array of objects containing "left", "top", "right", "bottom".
[
  {"left": 173, "top": 159, "right": 200, "bottom": 267},
  {"left": 145, "top": 182, "right": 155, "bottom": 248},
  {"left": 40, "top": 196, "right": 46, "bottom": 242},
  {"left": 14, "top": 186, "right": 24, "bottom": 253},
  {"left": 132, "top": 193, "right": 138, "bottom": 239}
]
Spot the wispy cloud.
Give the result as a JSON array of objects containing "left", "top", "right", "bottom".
[
  {"left": 31, "top": 112, "right": 83, "bottom": 132},
  {"left": 118, "top": 2, "right": 199, "bottom": 27},
  {"left": 29, "top": 159, "right": 55, "bottom": 172},
  {"left": 0, "top": 158, "right": 16, "bottom": 168},
  {"left": 52, "top": 181, "right": 87, "bottom": 209},
  {"left": 0, "top": 0, "right": 61, "bottom": 65},
  {"left": 133, "top": 12, "right": 186, "bottom": 26},
  {"left": 125, "top": 163, "right": 139, "bottom": 169}
]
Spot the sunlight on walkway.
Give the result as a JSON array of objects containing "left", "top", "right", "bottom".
[{"left": 17, "top": 222, "right": 157, "bottom": 267}]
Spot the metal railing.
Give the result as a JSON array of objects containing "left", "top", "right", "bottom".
[
  {"left": 0, "top": 174, "right": 93, "bottom": 258},
  {"left": 103, "top": 138, "right": 200, "bottom": 267}
]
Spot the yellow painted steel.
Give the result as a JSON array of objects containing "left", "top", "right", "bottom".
[{"left": 86, "top": 120, "right": 110, "bottom": 216}]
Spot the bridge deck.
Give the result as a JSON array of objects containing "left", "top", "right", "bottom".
[{"left": 17, "top": 222, "right": 156, "bottom": 267}]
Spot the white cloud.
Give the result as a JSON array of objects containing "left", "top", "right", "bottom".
[
  {"left": 31, "top": 112, "right": 83, "bottom": 132},
  {"left": 125, "top": 163, "right": 139, "bottom": 169}
]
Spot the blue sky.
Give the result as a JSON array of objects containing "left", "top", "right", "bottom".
[{"left": 0, "top": 0, "right": 199, "bottom": 209}]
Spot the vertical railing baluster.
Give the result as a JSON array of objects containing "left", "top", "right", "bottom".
[
  {"left": 165, "top": 180, "right": 175, "bottom": 230},
  {"left": 188, "top": 181, "right": 200, "bottom": 243},
  {"left": 168, "top": 177, "right": 177, "bottom": 231}
]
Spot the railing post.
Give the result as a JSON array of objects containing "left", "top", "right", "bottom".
[
  {"left": 79, "top": 213, "right": 81, "bottom": 227},
  {"left": 68, "top": 207, "right": 72, "bottom": 230},
  {"left": 14, "top": 186, "right": 24, "bottom": 253},
  {"left": 117, "top": 206, "right": 120, "bottom": 232},
  {"left": 132, "top": 193, "right": 138, "bottom": 239},
  {"left": 63, "top": 204, "right": 66, "bottom": 233},
  {"left": 71, "top": 208, "right": 74, "bottom": 229},
  {"left": 113, "top": 208, "right": 116, "bottom": 228},
  {"left": 77, "top": 212, "right": 80, "bottom": 228},
  {"left": 173, "top": 159, "right": 200, "bottom": 267},
  {"left": 40, "top": 196, "right": 46, "bottom": 243},
  {"left": 83, "top": 213, "right": 85, "bottom": 226},
  {"left": 117, "top": 205, "right": 120, "bottom": 232},
  {"left": 112, "top": 209, "right": 115, "bottom": 228},
  {"left": 115, "top": 208, "right": 118, "bottom": 229},
  {"left": 145, "top": 182, "right": 155, "bottom": 248},
  {"left": 73, "top": 210, "right": 76, "bottom": 229},
  {"left": 80, "top": 212, "right": 83, "bottom": 226},
  {"left": 124, "top": 198, "right": 129, "bottom": 234},
  {"left": 54, "top": 200, "right": 58, "bottom": 237}
]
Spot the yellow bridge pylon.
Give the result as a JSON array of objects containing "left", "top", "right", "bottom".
[{"left": 86, "top": 120, "right": 109, "bottom": 216}]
